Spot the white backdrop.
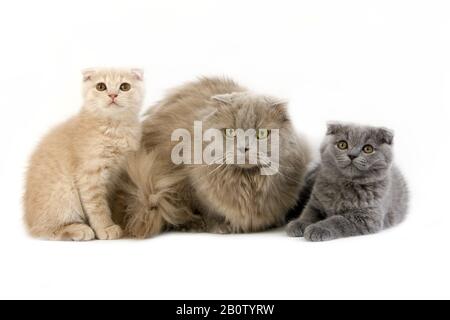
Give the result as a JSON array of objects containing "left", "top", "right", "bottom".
[{"left": 0, "top": 0, "right": 449, "bottom": 299}]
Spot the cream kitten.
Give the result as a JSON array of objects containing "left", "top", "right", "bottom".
[{"left": 24, "top": 68, "right": 144, "bottom": 241}]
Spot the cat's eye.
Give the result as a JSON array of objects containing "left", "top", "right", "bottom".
[
  {"left": 96, "top": 83, "right": 107, "bottom": 91},
  {"left": 337, "top": 141, "right": 348, "bottom": 150},
  {"left": 120, "top": 83, "right": 131, "bottom": 91},
  {"left": 224, "top": 129, "right": 236, "bottom": 138},
  {"left": 257, "top": 129, "right": 270, "bottom": 140},
  {"left": 363, "top": 145, "right": 374, "bottom": 154}
]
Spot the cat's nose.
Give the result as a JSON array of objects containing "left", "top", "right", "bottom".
[
  {"left": 348, "top": 155, "right": 357, "bottom": 160},
  {"left": 109, "top": 94, "right": 118, "bottom": 99}
]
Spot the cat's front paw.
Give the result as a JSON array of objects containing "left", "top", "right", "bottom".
[
  {"left": 172, "top": 217, "right": 207, "bottom": 233},
  {"left": 208, "top": 223, "right": 235, "bottom": 234},
  {"left": 95, "top": 225, "right": 123, "bottom": 240},
  {"left": 304, "top": 225, "right": 334, "bottom": 242},
  {"left": 286, "top": 220, "right": 309, "bottom": 237}
]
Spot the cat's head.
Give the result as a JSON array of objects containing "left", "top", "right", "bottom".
[
  {"left": 203, "top": 92, "right": 294, "bottom": 171},
  {"left": 321, "top": 122, "right": 394, "bottom": 179},
  {"left": 81, "top": 68, "right": 144, "bottom": 116}
]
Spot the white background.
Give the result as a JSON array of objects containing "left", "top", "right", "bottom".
[{"left": 0, "top": 0, "right": 449, "bottom": 300}]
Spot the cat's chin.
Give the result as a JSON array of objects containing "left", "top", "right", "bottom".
[
  {"left": 337, "top": 165, "right": 364, "bottom": 178},
  {"left": 106, "top": 102, "right": 122, "bottom": 108},
  {"left": 235, "top": 165, "right": 266, "bottom": 176},
  {"left": 236, "top": 164, "right": 260, "bottom": 169},
  {"left": 338, "top": 165, "right": 386, "bottom": 182}
]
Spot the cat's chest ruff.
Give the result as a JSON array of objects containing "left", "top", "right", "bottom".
[
  {"left": 194, "top": 171, "right": 279, "bottom": 231},
  {"left": 97, "top": 123, "right": 141, "bottom": 155},
  {"left": 197, "top": 170, "right": 270, "bottom": 209},
  {"left": 315, "top": 177, "right": 383, "bottom": 214},
  {"left": 79, "top": 124, "right": 140, "bottom": 184}
]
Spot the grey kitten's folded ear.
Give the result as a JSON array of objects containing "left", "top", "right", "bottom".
[
  {"left": 326, "top": 122, "right": 344, "bottom": 135},
  {"left": 378, "top": 128, "right": 394, "bottom": 145},
  {"left": 82, "top": 68, "right": 96, "bottom": 81},
  {"left": 131, "top": 68, "right": 144, "bottom": 81}
]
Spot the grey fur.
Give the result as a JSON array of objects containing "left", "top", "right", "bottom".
[
  {"left": 286, "top": 123, "right": 409, "bottom": 241},
  {"left": 115, "top": 77, "right": 312, "bottom": 237}
]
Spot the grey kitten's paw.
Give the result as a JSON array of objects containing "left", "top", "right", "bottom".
[
  {"left": 95, "top": 225, "right": 123, "bottom": 240},
  {"left": 304, "top": 225, "right": 334, "bottom": 242},
  {"left": 286, "top": 220, "right": 309, "bottom": 237}
]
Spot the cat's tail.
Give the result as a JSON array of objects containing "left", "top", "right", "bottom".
[
  {"left": 285, "top": 163, "right": 320, "bottom": 223},
  {"left": 112, "top": 150, "right": 198, "bottom": 239}
]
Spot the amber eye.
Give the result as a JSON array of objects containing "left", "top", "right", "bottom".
[
  {"left": 120, "top": 83, "right": 131, "bottom": 91},
  {"left": 363, "top": 145, "right": 374, "bottom": 154},
  {"left": 257, "top": 129, "right": 270, "bottom": 140},
  {"left": 224, "top": 129, "right": 236, "bottom": 138},
  {"left": 337, "top": 141, "right": 348, "bottom": 150},
  {"left": 96, "top": 83, "right": 107, "bottom": 91}
]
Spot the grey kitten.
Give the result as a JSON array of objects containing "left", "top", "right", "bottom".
[{"left": 286, "top": 123, "right": 409, "bottom": 242}]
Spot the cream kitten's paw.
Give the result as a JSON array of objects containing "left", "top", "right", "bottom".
[
  {"left": 95, "top": 225, "right": 123, "bottom": 240},
  {"left": 57, "top": 224, "right": 95, "bottom": 241}
]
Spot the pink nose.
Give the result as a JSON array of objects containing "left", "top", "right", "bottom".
[{"left": 109, "top": 94, "right": 118, "bottom": 99}]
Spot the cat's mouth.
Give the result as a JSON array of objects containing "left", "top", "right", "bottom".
[
  {"left": 108, "top": 101, "right": 121, "bottom": 108},
  {"left": 340, "top": 162, "right": 369, "bottom": 175},
  {"left": 350, "top": 160, "right": 370, "bottom": 171}
]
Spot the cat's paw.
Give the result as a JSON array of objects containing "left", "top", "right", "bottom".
[
  {"left": 95, "top": 225, "right": 123, "bottom": 240},
  {"left": 71, "top": 226, "right": 96, "bottom": 241},
  {"left": 286, "top": 220, "right": 309, "bottom": 237},
  {"left": 172, "top": 218, "right": 207, "bottom": 233},
  {"left": 207, "top": 222, "right": 235, "bottom": 234},
  {"left": 57, "top": 224, "right": 95, "bottom": 241},
  {"left": 304, "top": 225, "right": 334, "bottom": 242}
]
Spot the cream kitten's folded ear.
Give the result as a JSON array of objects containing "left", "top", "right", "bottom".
[
  {"left": 131, "top": 69, "right": 144, "bottom": 81},
  {"left": 82, "top": 68, "right": 96, "bottom": 81}
]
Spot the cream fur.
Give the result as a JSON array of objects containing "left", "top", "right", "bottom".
[{"left": 24, "top": 68, "right": 144, "bottom": 240}]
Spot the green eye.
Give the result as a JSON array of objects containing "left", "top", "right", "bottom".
[
  {"left": 337, "top": 141, "right": 348, "bottom": 150},
  {"left": 224, "top": 129, "right": 236, "bottom": 138},
  {"left": 96, "top": 83, "right": 107, "bottom": 91},
  {"left": 257, "top": 129, "right": 270, "bottom": 140},
  {"left": 120, "top": 83, "right": 131, "bottom": 91},
  {"left": 363, "top": 145, "right": 374, "bottom": 154}
]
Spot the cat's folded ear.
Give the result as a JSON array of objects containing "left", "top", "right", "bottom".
[
  {"left": 131, "top": 68, "right": 144, "bottom": 81},
  {"left": 269, "top": 99, "right": 289, "bottom": 122},
  {"left": 326, "top": 122, "right": 344, "bottom": 135},
  {"left": 377, "top": 128, "right": 394, "bottom": 145},
  {"left": 211, "top": 93, "right": 236, "bottom": 105},
  {"left": 82, "top": 68, "right": 96, "bottom": 82}
]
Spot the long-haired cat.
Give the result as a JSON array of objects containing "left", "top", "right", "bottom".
[
  {"left": 286, "top": 123, "right": 409, "bottom": 241},
  {"left": 115, "top": 77, "right": 311, "bottom": 238},
  {"left": 24, "top": 68, "right": 144, "bottom": 240}
]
